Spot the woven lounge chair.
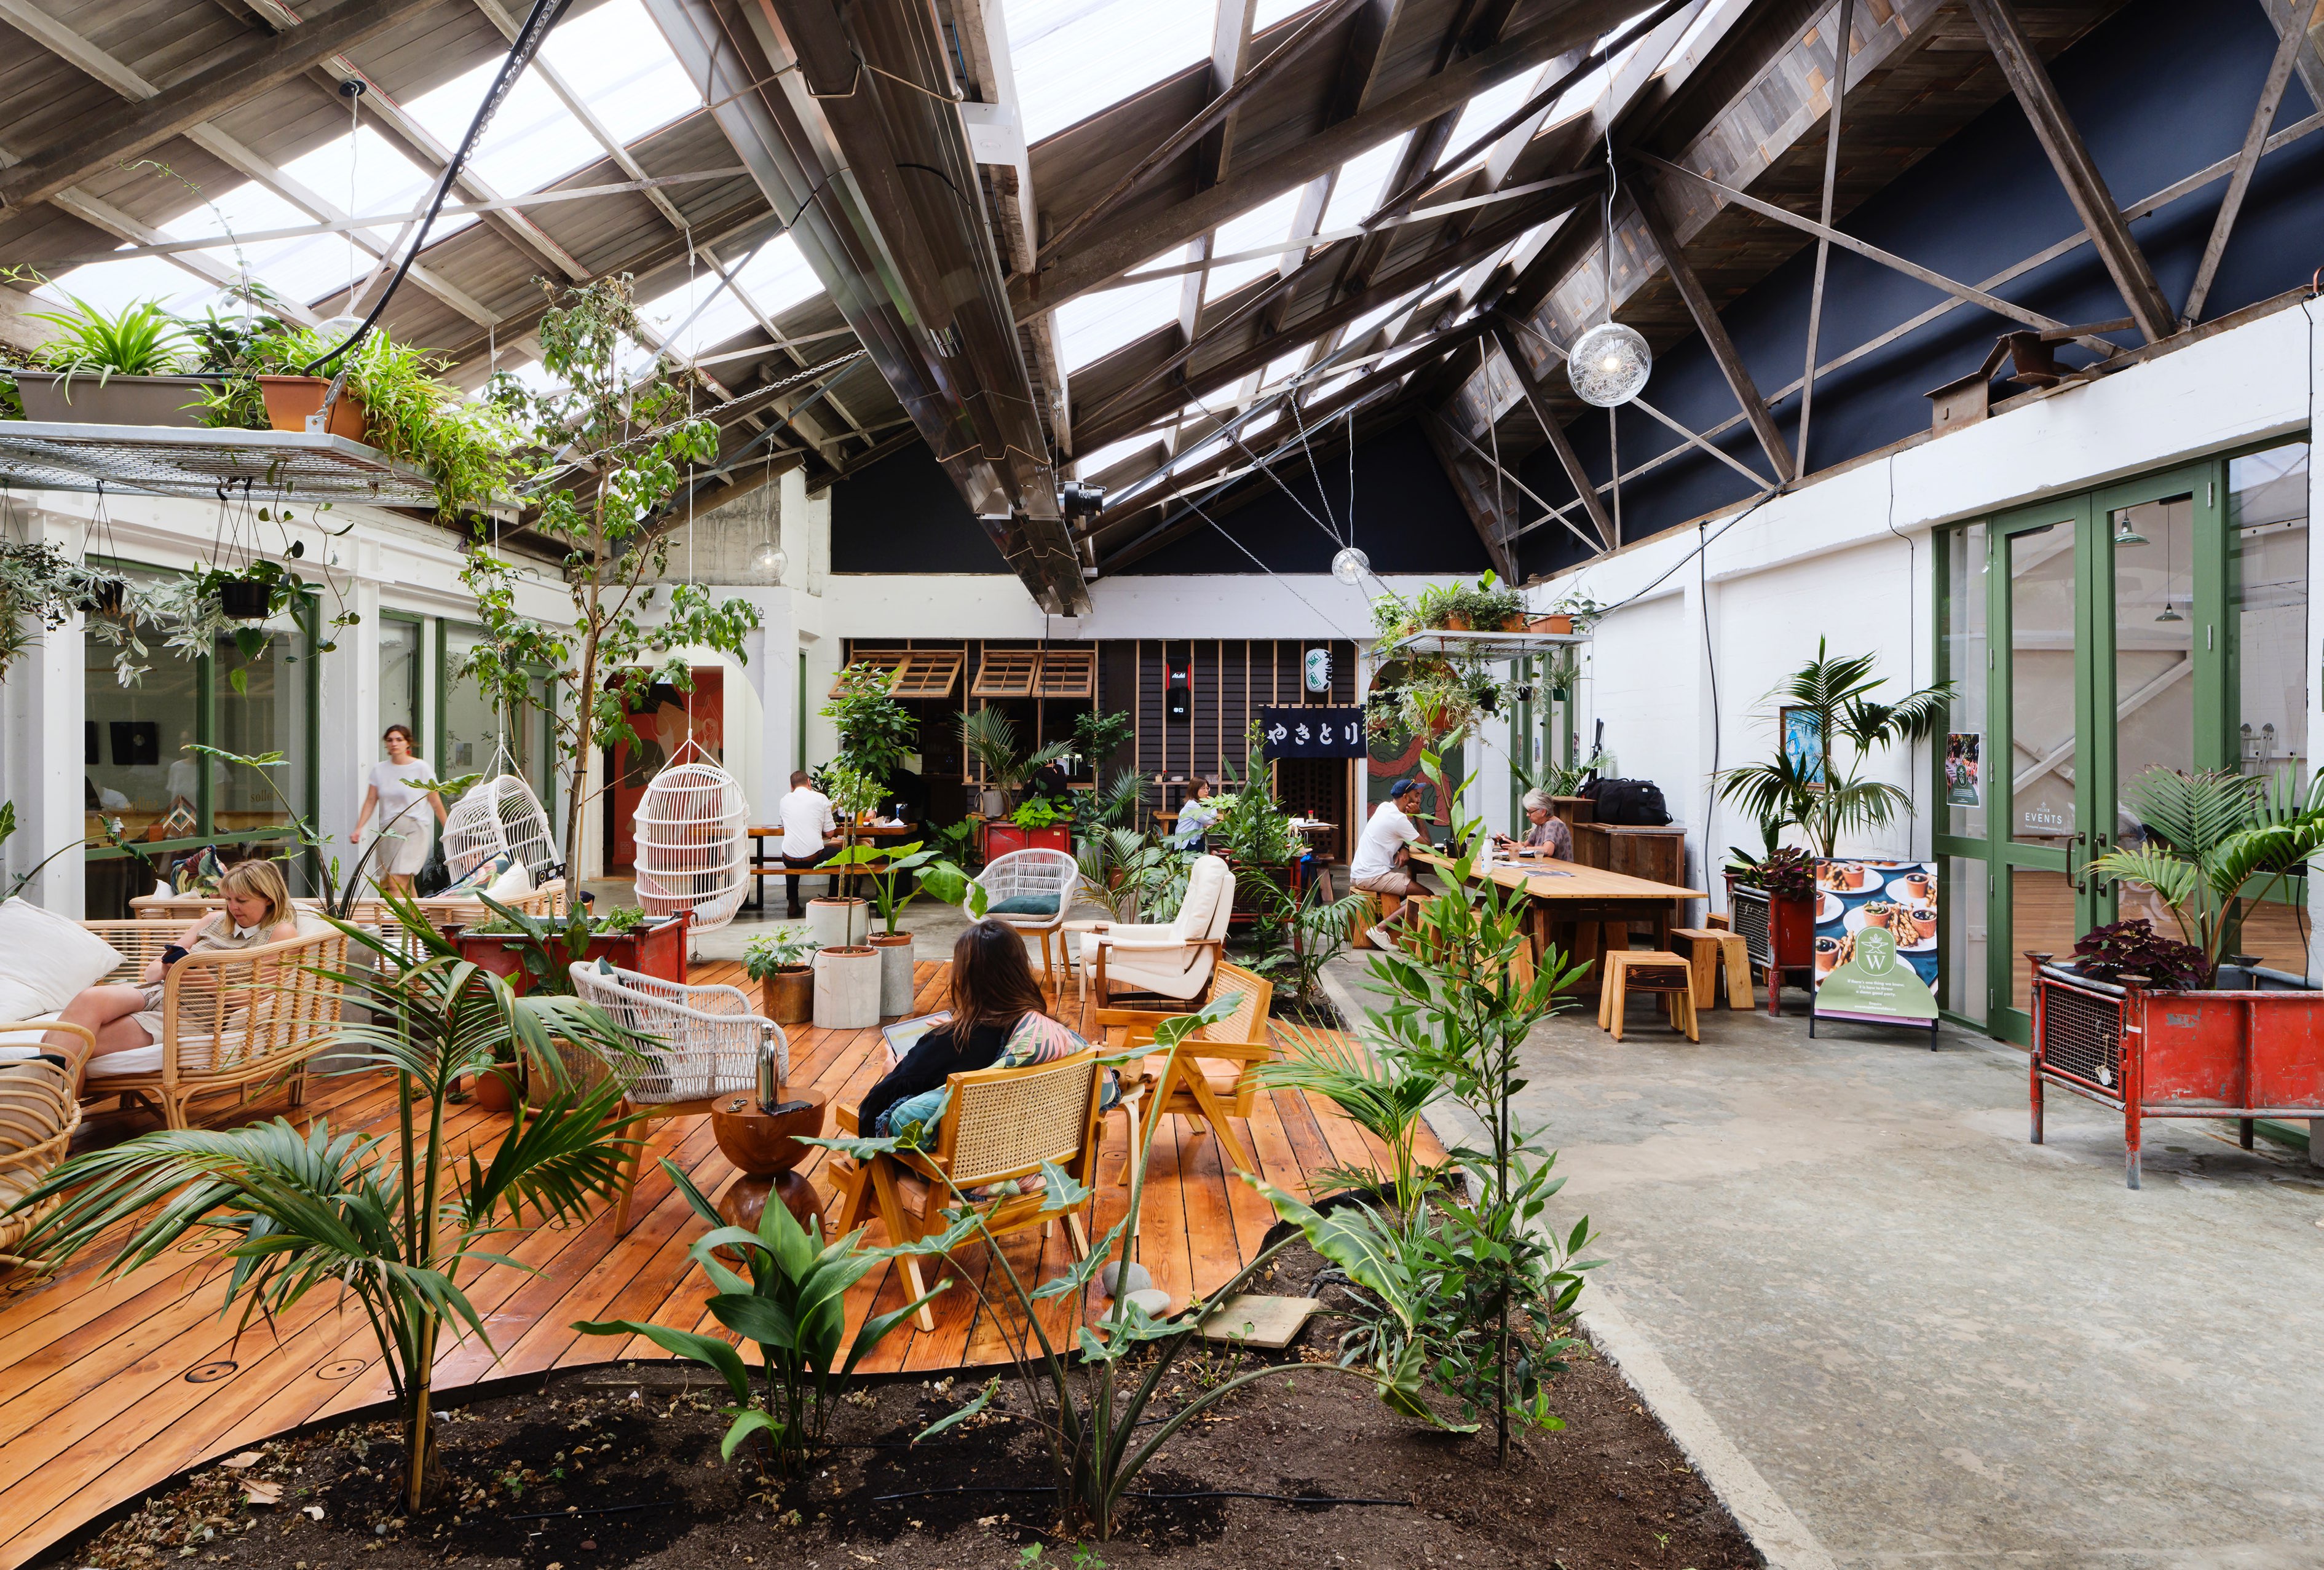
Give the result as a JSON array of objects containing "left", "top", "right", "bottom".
[
  {"left": 829, "top": 1047, "right": 1104, "bottom": 1332},
  {"left": 968, "top": 849, "right": 1081, "bottom": 988},
  {"left": 567, "top": 963, "right": 784, "bottom": 1234},
  {"left": 0, "top": 1022, "right": 89, "bottom": 1270},
  {"left": 77, "top": 923, "right": 349, "bottom": 1130},
  {"left": 1080, "top": 853, "right": 1236, "bottom": 1021}
]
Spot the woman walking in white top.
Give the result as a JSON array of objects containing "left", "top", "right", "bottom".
[{"left": 351, "top": 724, "right": 449, "bottom": 896}]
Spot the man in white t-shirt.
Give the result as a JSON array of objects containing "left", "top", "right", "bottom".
[
  {"left": 778, "top": 769, "right": 840, "bottom": 917},
  {"left": 1350, "top": 778, "right": 1433, "bottom": 950}
]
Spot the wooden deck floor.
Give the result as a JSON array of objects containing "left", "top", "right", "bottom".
[{"left": 0, "top": 959, "right": 1421, "bottom": 1569}]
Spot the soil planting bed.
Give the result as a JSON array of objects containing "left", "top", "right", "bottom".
[{"left": 43, "top": 1249, "right": 1752, "bottom": 1570}]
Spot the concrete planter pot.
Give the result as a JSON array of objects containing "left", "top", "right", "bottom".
[
  {"left": 14, "top": 370, "right": 221, "bottom": 427},
  {"left": 759, "top": 966, "right": 813, "bottom": 1026},
  {"left": 813, "top": 946, "right": 880, "bottom": 1029},
  {"left": 806, "top": 896, "right": 869, "bottom": 948},
  {"left": 868, "top": 932, "right": 915, "bottom": 1016}
]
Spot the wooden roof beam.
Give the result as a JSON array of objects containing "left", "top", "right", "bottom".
[
  {"left": 1963, "top": 0, "right": 2174, "bottom": 344},
  {"left": 1014, "top": 0, "right": 1643, "bottom": 321},
  {"left": 0, "top": 0, "right": 452, "bottom": 211},
  {"left": 1629, "top": 176, "right": 1793, "bottom": 484},
  {"left": 2183, "top": 7, "right": 2306, "bottom": 323},
  {"left": 1488, "top": 316, "right": 1611, "bottom": 548}
]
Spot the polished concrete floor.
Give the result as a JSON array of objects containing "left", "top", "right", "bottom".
[{"left": 1322, "top": 956, "right": 2324, "bottom": 1570}]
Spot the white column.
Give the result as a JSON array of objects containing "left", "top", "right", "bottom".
[
  {"left": 9, "top": 513, "right": 85, "bottom": 913},
  {"left": 2307, "top": 299, "right": 2324, "bottom": 985},
  {"left": 316, "top": 571, "right": 381, "bottom": 864},
  {"left": 743, "top": 587, "right": 797, "bottom": 815}
]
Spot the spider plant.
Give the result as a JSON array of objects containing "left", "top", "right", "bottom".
[
  {"left": 9, "top": 889, "right": 649, "bottom": 1513},
  {"left": 26, "top": 294, "right": 194, "bottom": 387},
  {"left": 1715, "top": 638, "right": 1951, "bottom": 859},
  {"left": 2085, "top": 765, "right": 2324, "bottom": 984}
]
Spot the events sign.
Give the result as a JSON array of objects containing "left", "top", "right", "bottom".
[
  {"left": 1811, "top": 859, "right": 1940, "bottom": 1041},
  {"left": 1260, "top": 706, "right": 1366, "bottom": 760}
]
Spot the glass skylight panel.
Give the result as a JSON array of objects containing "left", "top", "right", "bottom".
[
  {"left": 1318, "top": 133, "right": 1408, "bottom": 232},
  {"left": 1073, "top": 432, "right": 1161, "bottom": 479},
  {"left": 1056, "top": 267, "right": 1180, "bottom": 370},
  {"left": 638, "top": 272, "right": 758, "bottom": 360},
  {"left": 1441, "top": 73, "right": 1541, "bottom": 176},
  {"left": 1251, "top": 0, "right": 1316, "bottom": 28},
  {"left": 732, "top": 234, "right": 826, "bottom": 320},
  {"left": 409, "top": 60, "right": 594, "bottom": 195},
  {"left": 1011, "top": 0, "right": 1211, "bottom": 144},
  {"left": 155, "top": 180, "right": 363, "bottom": 311},
  {"left": 38, "top": 254, "right": 221, "bottom": 320},
  {"left": 542, "top": 0, "right": 698, "bottom": 148},
  {"left": 1202, "top": 189, "right": 1303, "bottom": 302}
]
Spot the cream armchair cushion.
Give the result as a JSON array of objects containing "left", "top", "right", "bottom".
[{"left": 1081, "top": 854, "right": 1235, "bottom": 1002}]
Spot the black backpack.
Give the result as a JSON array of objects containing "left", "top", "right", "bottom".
[{"left": 1584, "top": 776, "right": 1671, "bottom": 826}]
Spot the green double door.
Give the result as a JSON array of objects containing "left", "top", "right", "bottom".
[{"left": 1940, "top": 448, "right": 2312, "bottom": 1043}]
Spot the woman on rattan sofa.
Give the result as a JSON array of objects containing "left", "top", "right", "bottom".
[{"left": 42, "top": 859, "right": 299, "bottom": 1086}]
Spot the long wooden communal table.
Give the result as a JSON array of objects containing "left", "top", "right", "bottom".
[{"left": 1413, "top": 849, "right": 1705, "bottom": 992}]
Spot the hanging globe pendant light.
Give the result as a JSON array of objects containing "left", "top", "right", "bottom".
[
  {"left": 1330, "top": 545, "right": 1370, "bottom": 585},
  {"left": 1568, "top": 321, "right": 1651, "bottom": 408},
  {"left": 1568, "top": 134, "right": 1650, "bottom": 408},
  {"left": 749, "top": 539, "right": 786, "bottom": 577}
]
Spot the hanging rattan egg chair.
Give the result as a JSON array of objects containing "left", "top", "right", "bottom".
[
  {"left": 631, "top": 739, "right": 749, "bottom": 935},
  {"left": 442, "top": 746, "right": 559, "bottom": 887}
]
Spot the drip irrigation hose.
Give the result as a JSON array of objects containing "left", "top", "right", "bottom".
[
  {"left": 868, "top": 1485, "right": 1412, "bottom": 1507},
  {"left": 301, "top": 0, "right": 575, "bottom": 375}
]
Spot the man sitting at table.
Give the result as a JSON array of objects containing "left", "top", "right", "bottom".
[
  {"left": 779, "top": 768, "right": 840, "bottom": 919},
  {"left": 1496, "top": 789, "right": 1573, "bottom": 859},
  {"left": 1352, "top": 778, "right": 1434, "bottom": 950}
]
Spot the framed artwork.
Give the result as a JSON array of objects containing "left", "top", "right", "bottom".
[
  {"left": 1945, "top": 732, "right": 1982, "bottom": 807},
  {"left": 1779, "top": 705, "right": 1825, "bottom": 787}
]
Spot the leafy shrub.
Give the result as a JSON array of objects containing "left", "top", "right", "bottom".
[
  {"left": 1727, "top": 844, "right": 1816, "bottom": 902},
  {"left": 2072, "top": 918, "right": 2210, "bottom": 989}
]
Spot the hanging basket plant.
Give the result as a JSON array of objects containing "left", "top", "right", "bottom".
[{"left": 217, "top": 576, "right": 271, "bottom": 619}]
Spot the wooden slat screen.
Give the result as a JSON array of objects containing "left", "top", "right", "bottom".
[
  {"left": 833, "top": 647, "right": 907, "bottom": 695},
  {"left": 970, "top": 648, "right": 1041, "bottom": 698},
  {"left": 1030, "top": 649, "right": 1096, "bottom": 699},
  {"left": 888, "top": 649, "right": 963, "bottom": 699}
]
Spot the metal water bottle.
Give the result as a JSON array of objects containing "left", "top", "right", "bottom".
[{"left": 757, "top": 1027, "right": 784, "bottom": 1114}]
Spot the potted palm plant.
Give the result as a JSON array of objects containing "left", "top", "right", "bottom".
[
  {"left": 744, "top": 924, "right": 820, "bottom": 1025},
  {"left": 960, "top": 706, "right": 1069, "bottom": 842}
]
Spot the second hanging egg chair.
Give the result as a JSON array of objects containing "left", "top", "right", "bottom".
[{"left": 632, "top": 739, "right": 749, "bottom": 935}]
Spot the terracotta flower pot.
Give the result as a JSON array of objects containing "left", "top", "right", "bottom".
[
  {"left": 473, "top": 1063, "right": 519, "bottom": 1114},
  {"left": 1500, "top": 613, "right": 1528, "bottom": 631},
  {"left": 1530, "top": 613, "right": 1575, "bottom": 634},
  {"left": 868, "top": 931, "right": 915, "bottom": 1016},
  {"left": 760, "top": 966, "right": 813, "bottom": 1026},
  {"left": 258, "top": 375, "right": 370, "bottom": 442},
  {"left": 1441, "top": 613, "right": 1474, "bottom": 631}
]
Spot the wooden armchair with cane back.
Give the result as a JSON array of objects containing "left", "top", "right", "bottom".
[
  {"left": 1106, "top": 963, "right": 1273, "bottom": 1185},
  {"left": 74, "top": 920, "right": 349, "bottom": 1129},
  {"left": 0, "top": 1022, "right": 89, "bottom": 1270},
  {"left": 829, "top": 1047, "right": 1104, "bottom": 1331}
]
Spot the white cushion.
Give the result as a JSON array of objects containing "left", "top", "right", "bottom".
[
  {"left": 85, "top": 1043, "right": 164, "bottom": 1078},
  {"left": 486, "top": 858, "right": 535, "bottom": 902},
  {"left": 1171, "top": 856, "right": 1230, "bottom": 942},
  {"left": 0, "top": 897, "right": 126, "bottom": 1018}
]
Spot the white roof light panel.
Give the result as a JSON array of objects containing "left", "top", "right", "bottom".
[
  {"left": 638, "top": 273, "right": 759, "bottom": 360},
  {"left": 1251, "top": 0, "right": 1316, "bottom": 28},
  {"left": 1057, "top": 267, "right": 1180, "bottom": 370},
  {"left": 1257, "top": 347, "right": 1308, "bottom": 390},
  {"left": 1441, "top": 73, "right": 1540, "bottom": 175},
  {"left": 156, "top": 181, "right": 367, "bottom": 310},
  {"left": 39, "top": 254, "right": 222, "bottom": 319},
  {"left": 542, "top": 0, "right": 699, "bottom": 147},
  {"left": 409, "top": 60, "right": 595, "bottom": 195},
  {"left": 1202, "top": 189, "right": 1303, "bottom": 302},
  {"left": 1318, "top": 133, "right": 1409, "bottom": 232},
  {"left": 1073, "top": 432, "right": 1161, "bottom": 479},
  {"left": 732, "top": 233, "right": 827, "bottom": 319},
  {"left": 1011, "top": 0, "right": 1212, "bottom": 144}
]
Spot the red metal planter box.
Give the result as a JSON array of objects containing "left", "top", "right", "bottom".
[
  {"left": 1726, "top": 880, "right": 1817, "bottom": 1014},
  {"left": 454, "top": 912, "right": 690, "bottom": 993},
  {"left": 2028, "top": 953, "right": 2324, "bottom": 1188},
  {"left": 982, "top": 821, "right": 1072, "bottom": 859}
]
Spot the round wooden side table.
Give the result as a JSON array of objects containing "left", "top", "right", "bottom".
[{"left": 711, "top": 1090, "right": 828, "bottom": 1242}]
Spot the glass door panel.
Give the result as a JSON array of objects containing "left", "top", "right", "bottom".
[
  {"left": 2007, "top": 521, "right": 2081, "bottom": 848},
  {"left": 2106, "top": 493, "right": 2197, "bottom": 855}
]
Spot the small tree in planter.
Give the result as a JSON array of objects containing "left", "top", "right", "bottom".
[
  {"left": 1716, "top": 638, "right": 1950, "bottom": 859},
  {"left": 457, "top": 274, "right": 763, "bottom": 881},
  {"left": 2085, "top": 765, "right": 2324, "bottom": 985},
  {"left": 821, "top": 662, "right": 919, "bottom": 787}
]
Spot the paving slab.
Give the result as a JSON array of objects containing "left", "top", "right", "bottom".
[{"left": 1323, "top": 955, "right": 2324, "bottom": 1570}]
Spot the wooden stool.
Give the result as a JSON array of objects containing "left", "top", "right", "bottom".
[
  {"left": 1598, "top": 950, "right": 1699, "bottom": 1043},
  {"left": 1669, "top": 926, "right": 1754, "bottom": 1011},
  {"left": 1350, "top": 890, "right": 1402, "bottom": 950}
]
